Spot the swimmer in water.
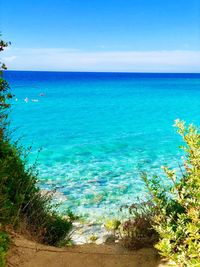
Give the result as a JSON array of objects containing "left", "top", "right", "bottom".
[
  {"left": 24, "top": 97, "right": 28, "bottom": 103},
  {"left": 39, "top": 92, "right": 45, "bottom": 96}
]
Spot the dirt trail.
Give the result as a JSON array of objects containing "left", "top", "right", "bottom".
[{"left": 7, "top": 234, "right": 175, "bottom": 267}]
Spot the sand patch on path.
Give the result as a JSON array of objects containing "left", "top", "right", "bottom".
[{"left": 7, "top": 234, "right": 175, "bottom": 267}]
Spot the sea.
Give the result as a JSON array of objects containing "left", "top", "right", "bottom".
[{"left": 4, "top": 71, "right": 200, "bottom": 220}]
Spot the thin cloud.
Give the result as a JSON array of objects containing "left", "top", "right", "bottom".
[
  {"left": 2, "top": 48, "right": 200, "bottom": 72},
  {"left": 2, "top": 56, "right": 17, "bottom": 62}
]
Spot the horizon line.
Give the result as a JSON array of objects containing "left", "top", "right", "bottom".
[{"left": 5, "top": 69, "right": 200, "bottom": 75}]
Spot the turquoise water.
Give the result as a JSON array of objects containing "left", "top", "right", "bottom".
[{"left": 5, "top": 71, "right": 200, "bottom": 219}]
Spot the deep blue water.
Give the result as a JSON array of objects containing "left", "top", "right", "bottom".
[{"left": 4, "top": 71, "right": 200, "bottom": 219}]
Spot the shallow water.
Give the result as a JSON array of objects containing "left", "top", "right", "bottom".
[{"left": 5, "top": 71, "right": 200, "bottom": 219}]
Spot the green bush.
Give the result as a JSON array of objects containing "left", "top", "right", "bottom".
[
  {"left": 0, "top": 231, "right": 9, "bottom": 267},
  {"left": 0, "top": 140, "right": 72, "bottom": 245},
  {"left": 43, "top": 214, "right": 72, "bottom": 246},
  {"left": 0, "top": 38, "right": 12, "bottom": 142},
  {"left": 143, "top": 120, "right": 200, "bottom": 267}
]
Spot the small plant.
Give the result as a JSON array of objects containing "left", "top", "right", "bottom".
[
  {"left": 143, "top": 120, "right": 200, "bottom": 267},
  {"left": 65, "top": 209, "right": 80, "bottom": 221},
  {"left": 0, "top": 231, "right": 9, "bottom": 267},
  {"left": 105, "top": 219, "right": 121, "bottom": 232},
  {"left": 89, "top": 234, "right": 98, "bottom": 242},
  {"left": 120, "top": 201, "right": 158, "bottom": 249}
]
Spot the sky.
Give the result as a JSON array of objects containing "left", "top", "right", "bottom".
[{"left": 1, "top": 0, "right": 200, "bottom": 72}]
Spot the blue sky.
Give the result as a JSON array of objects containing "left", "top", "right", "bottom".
[{"left": 1, "top": 0, "right": 200, "bottom": 72}]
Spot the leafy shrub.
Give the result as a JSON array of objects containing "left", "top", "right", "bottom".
[
  {"left": 0, "top": 38, "right": 12, "bottom": 141},
  {"left": 0, "top": 140, "right": 72, "bottom": 245},
  {"left": 121, "top": 201, "right": 158, "bottom": 249},
  {"left": 143, "top": 120, "right": 200, "bottom": 267},
  {"left": 0, "top": 231, "right": 9, "bottom": 267},
  {"left": 43, "top": 214, "right": 72, "bottom": 246}
]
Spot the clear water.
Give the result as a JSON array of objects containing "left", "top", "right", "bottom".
[{"left": 5, "top": 71, "right": 200, "bottom": 219}]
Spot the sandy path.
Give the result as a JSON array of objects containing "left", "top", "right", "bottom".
[{"left": 7, "top": 235, "right": 174, "bottom": 267}]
